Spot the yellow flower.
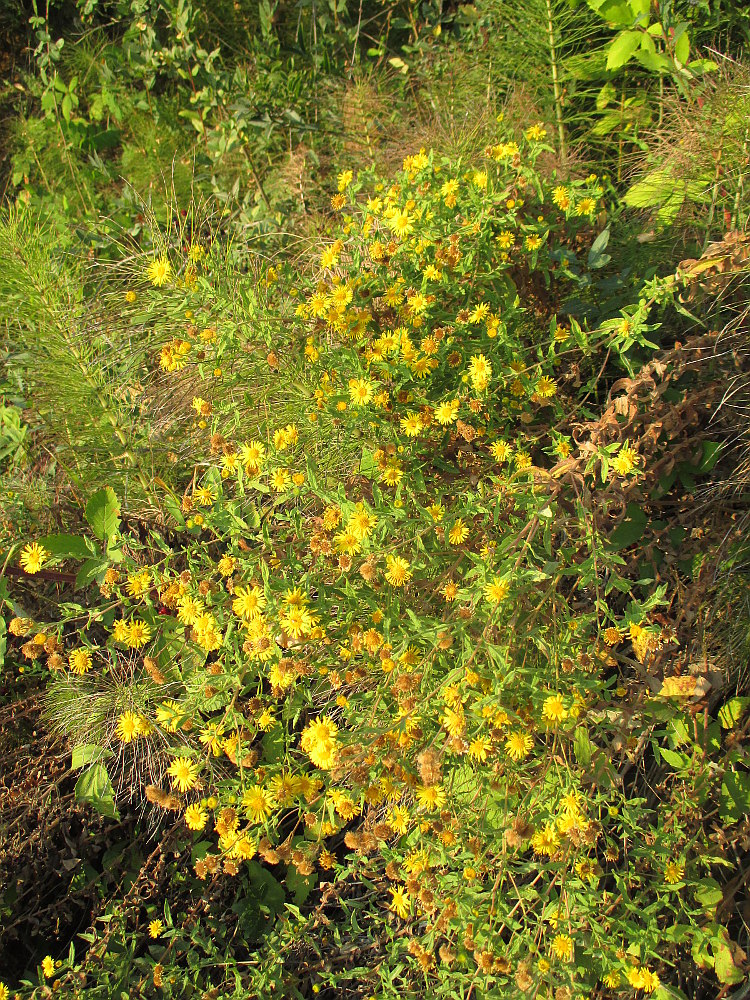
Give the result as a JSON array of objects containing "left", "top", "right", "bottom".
[
  {"left": 300, "top": 716, "right": 339, "bottom": 770},
  {"left": 69, "top": 648, "right": 93, "bottom": 674},
  {"left": 337, "top": 169, "right": 353, "bottom": 192},
  {"left": 389, "top": 886, "right": 410, "bottom": 918},
  {"left": 550, "top": 934, "right": 574, "bottom": 962},
  {"left": 242, "top": 785, "right": 275, "bottom": 823},
  {"left": 535, "top": 375, "right": 557, "bottom": 398},
  {"left": 542, "top": 694, "right": 567, "bottom": 724},
  {"left": 149, "top": 919, "right": 164, "bottom": 938},
  {"left": 484, "top": 576, "right": 509, "bottom": 604},
  {"left": 626, "top": 966, "right": 660, "bottom": 993},
  {"left": 416, "top": 784, "right": 446, "bottom": 811},
  {"left": 576, "top": 197, "right": 596, "bottom": 216},
  {"left": 435, "top": 399, "right": 459, "bottom": 425},
  {"left": 468, "top": 736, "right": 491, "bottom": 762},
  {"left": 41, "top": 955, "right": 55, "bottom": 977},
  {"left": 348, "top": 378, "right": 373, "bottom": 406},
  {"left": 240, "top": 440, "right": 266, "bottom": 475},
  {"left": 184, "top": 804, "right": 208, "bottom": 830},
  {"left": 125, "top": 620, "right": 152, "bottom": 649},
  {"left": 525, "top": 122, "right": 547, "bottom": 141},
  {"left": 385, "top": 554, "right": 412, "bottom": 587},
  {"left": 664, "top": 860, "right": 685, "bottom": 884},
  {"left": 448, "top": 519, "right": 469, "bottom": 545},
  {"left": 232, "top": 585, "right": 267, "bottom": 620},
  {"left": 168, "top": 756, "right": 200, "bottom": 793},
  {"left": 611, "top": 442, "right": 639, "bottom": 476},
  {"left": 19, "top": 542, "right": 49, "bottom": 574},
  {"left": 505, "top": 731, "right": 533, "bottom": 761},
  {"left": 468, "top": 354, "right": 492, "bottom": 391},
  {"left": 400, "top": 412, "right": 423, "bottom": 437},
  {"left": 147, "top": 257, "right": 172, "bottom": 287},
  {"left": 116, "top": 710, "right": 141, "bottom": 743},
  {"left": 552, "top": 185, "right": 571, "bottom": 210}
]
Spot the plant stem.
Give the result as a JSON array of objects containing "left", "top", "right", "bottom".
[{"left": 545, "top": 0, "right": 566, "bottom": 161}]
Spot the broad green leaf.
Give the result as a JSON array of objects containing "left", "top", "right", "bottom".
[
  {"left": 574, "top": 728, "right": 593, "bottom": 766},
  {"left": 85, "top": 487, "right": 121, "bottom": 542},
  {"left": 40, "top": 533, "right": 96, "bottom": 560},
  {"left": 71, "top": 744, "right": 110, "bottom": 769},
  {"left": 697, "top": 441, "right": 723, "bottom": 473},
  {"left": 718, "top": 697, "right": 750, "bottom": 729},
  {"left": 606, "top": 31, "right": 641, "bottom": 70},
  {"left": 75, "top": 762, "right": 119, "bottom": 819},
  {"left": 609, "top": 503, "right": 647, "bottom": 550},
  {"left": 623, "top": 169, "right": 673, "bottom": 208},
  {"left": 694, "top": 878, "right": 723, "bottom": 909},
  {"left": 720, "top": 771, "right": 750, "bottom": 823},
  {"left": 659, "top": 747, "right": 691, "bottom": 769},
  {"left": 674, "top": 31, "right": 690, "bottom": 64}
]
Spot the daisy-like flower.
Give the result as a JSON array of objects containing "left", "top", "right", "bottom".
[
  {"left": 505, "top": 730, "right": 533, "bottom": 761},
  {"left": 550, "top": 934, "right": 574, "bottom": 962},
  {"left": 435, "top": 399, "right": 459, "bottom": 425},
  {"left": 400, "top": 412, "right": 423, "bottom": 437},
  {"left": 300, "top": 716, "right": 339, "bottom": 770},
  {"left": 416, "top": 784, "right": 447, "bottom": 811},
  {"left": 535, "top": 375, "right": 557, "bottom": 398},
  {"left": 348, "top": 378, "right": 373, "bottom": 406},
  {"left": 147, "top": 257, "right": 172, "bottom": 287},
  {"left": 542, "top": 694, "right": 567, "bottom": 724},
  {"left": 611, "top": 442, "right": 639, "bottom": 477},
  {"left": 116, "top": 710, "right": 141, "bottom": 743},
  {"left": 125, "top": 620, "right": 152, "bottom": 649},
  {"left": 148, "top": 919, "right": 164, "bottom": 938},
  {"left": 242, "top": 785, "right": 275, "bottom": 823},
  {"left": 232, "top": 585, "right": 266, "bottom": 621},
  {"left": 484, "top": 576, "right": 510, "bottom": 604},
  {"left": 69, "top": 648, "right": 93, "bottom": 674},
  {"left": 19, "top": 542, "right": 50, "bottom": 574},
  {"left": 468, "top": 354, "right": 492, "bottom": 391},
  {"left": 448, "top": 519, "right": 469, "bottom": 545},
  {"left": 240, "top": 440, "right": 266, "bottom": 475},
  {"left": 389, "top": 886, "right": 410, "bottom": 918},
  {"left": 385, "top": 554, "right": 412, "bottom": 587},
  {"left": 41, "top": 956, "right": 54, "bottom": 978},
  {"left": 468, "top": 736, "right": 491, "bottom": 762},
  {"left": 664, "top": 860, "right": 685, "bottom": 884},
  {"left": 168, "top": 756, "right": 200, "bottom": 793},
  {"left": 270, "top": 468, "right": 291, "bottom": 492},
  {"left": 490, "top": 440, "right": 512, "bottom": 463},
  {"left": 184, "top": 804, "right": 208, "bottom": 830}
]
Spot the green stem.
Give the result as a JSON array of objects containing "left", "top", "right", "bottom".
[{"left": 545, "top": 0, "right": 566, "bottom": 161}]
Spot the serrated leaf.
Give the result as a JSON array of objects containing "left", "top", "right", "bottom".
[{"left": 85, "top": 487, "right": 121, "bottom": 542}]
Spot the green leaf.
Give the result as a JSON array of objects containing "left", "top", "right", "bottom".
[
  {"left": 85, "top": 487, "right": 121, "bottom": 542},
  {"left": 659, "top": 747, "right": 691, "bottom": 770},
  {"left": 713, "top": 932, "right": 744, "bottom": 985},
  {"left": 720, "top": 771, "right": 750, "bottom": 823},
  {"left": 76, "top": 557, "right": 110, "bottom": 590},
  {"left": 40, "top": 533, "right": 96, "bottom": 560},
  {"left": 609, "top": 503, "right": 647, "bottom": 550},
  {"left": 694, "top": 878, "right": 723, "bottom": 910},
  {"left": 674, "top": 31, "right": 690, "bottom": 64},
  {"left": 624, "top": 169, "right": 673, "bottom": 209},
  {"left": 574, "top": 728, "right": 593, "bottom": 766},
  {"left": 75, "top": 763, "right": 119, "bottom": 819},
  {"left": 606, "top": 31, "right": 642, "bottom": 70},
  {"left": 588, "top": 228, "right": 611, "bottom": 269},
  {"left": 697, "top": 441, "right": 723, "bottom": 473},
  {"left": 718, "top": 697, "right": 750, "bottom": 729},
  {"left": 71, "top": 744, "right": 110, "bottom": 769}
]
